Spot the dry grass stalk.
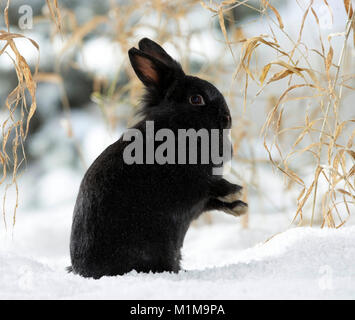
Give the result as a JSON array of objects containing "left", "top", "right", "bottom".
[
  {"left": 0, "top": 1, "right": 40, "bottom": 229},
  {"left": 204, "top": 0, "right": 354, "bottom": 227}
]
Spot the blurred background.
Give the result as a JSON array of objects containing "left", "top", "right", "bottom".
[{"left": 0, "top": 0, "right": 354, "bottom": 260}]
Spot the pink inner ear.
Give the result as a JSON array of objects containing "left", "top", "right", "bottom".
[{"left": 136, "top": 55, "right": 159, "bottom": 84}]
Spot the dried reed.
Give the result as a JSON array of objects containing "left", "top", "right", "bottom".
[
  {"left": 204, "top": 0, "right": 355, "bottom": 227},
  {"left": 0, "top": 0, "right": 39, "bottom": 229}
]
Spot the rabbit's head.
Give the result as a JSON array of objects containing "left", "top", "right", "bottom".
[{"left": 129, "top": 38, "right": 231, "bottom": 131}]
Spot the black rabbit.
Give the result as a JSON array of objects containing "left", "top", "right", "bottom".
[{"left": 69, "top": 38, "right": 247, "bottom": 279}]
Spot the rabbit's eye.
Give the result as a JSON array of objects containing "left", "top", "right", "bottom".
[{"left": 189, "top": 94, "right": 205, "bottom": 106}]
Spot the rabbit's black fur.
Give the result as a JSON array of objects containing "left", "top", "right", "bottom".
[{"left": 69, "top": 38, "right": 247, "bottom": 279}]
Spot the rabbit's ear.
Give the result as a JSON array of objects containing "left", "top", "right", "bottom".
[
  {"left": 128, "top": 48, "right": 171, "bottom": 88},
  {"left": 138, "top": 38, "right": 174, "bottom": 66}
]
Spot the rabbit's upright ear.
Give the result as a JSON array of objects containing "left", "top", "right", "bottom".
[
  {"left": 128, "top": 48, "right": 172, "bottom": 89},
  {"left": 138, "top": 38, "right": 174, "bottom": 66}
]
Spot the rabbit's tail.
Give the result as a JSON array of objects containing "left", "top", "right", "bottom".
[{"left": 66, "top": 266, "right": 73, "bottom": 273}]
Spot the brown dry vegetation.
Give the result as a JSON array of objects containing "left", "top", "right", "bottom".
[
  {"left": 0, "top": 0, "right": 354, "bottom": 229},
  {"left": 0, "top": 0, "right": 39, "bottom": 229}
]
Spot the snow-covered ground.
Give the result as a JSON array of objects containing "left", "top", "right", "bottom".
[{"left": 1, "top": 206, "right": 354, "bottom": 300}]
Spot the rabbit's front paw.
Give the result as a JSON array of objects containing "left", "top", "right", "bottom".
[
  {"left": 222, "top": 200, "right": 248, "bottom": 217},
  {"left": 217, "top": 187, "right": 243, "bottom": 203}
]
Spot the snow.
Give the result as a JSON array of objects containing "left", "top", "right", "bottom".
[{"left": 1, "top": 206, "right": 354, "bottom": 300}]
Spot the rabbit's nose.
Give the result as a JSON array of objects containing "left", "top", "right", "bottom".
[{"left": 223, "top": 114, "right": 231, "bottom": 128}]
